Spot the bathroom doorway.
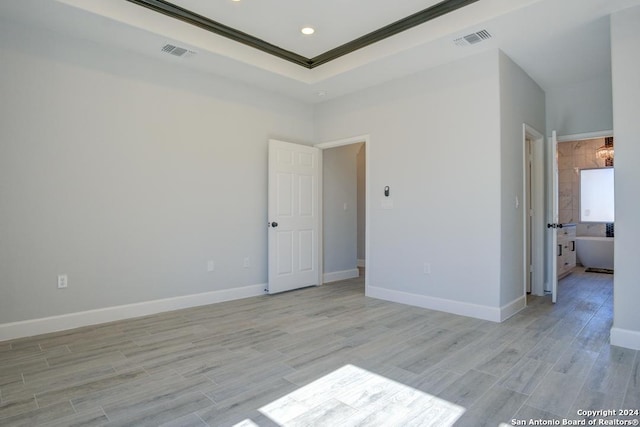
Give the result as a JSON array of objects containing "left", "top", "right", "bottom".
[{"left": 554, "top": 132, "right": 615, "bottom": 288}]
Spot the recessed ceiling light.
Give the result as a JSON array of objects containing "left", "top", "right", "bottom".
[
  {"left": 301, "top": 27, "right": 315, "bottom": 35},
  {"left": 316, "top": 90, "right": 326, "bottom": 97}
]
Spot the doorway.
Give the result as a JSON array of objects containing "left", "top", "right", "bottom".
[
  {"left": 544, "top": 130, "right": 614, "bottom": 305},
  {"left": 315, "top": 135, "right": 369, "bottom": 290},
  {"left": 555, "top": 133, "right": 614, "bottom": 270}
]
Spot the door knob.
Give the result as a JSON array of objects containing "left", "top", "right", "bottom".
[{"left": 270, "top": 222, "right": 278, "bottom": 228}]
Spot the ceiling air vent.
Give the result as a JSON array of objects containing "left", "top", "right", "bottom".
[
  {"left": 454, "top": 30, "right": 492, "bottom": 47},
  {"left": 161, "top": 44, "right": 196, "bottom": 58}
]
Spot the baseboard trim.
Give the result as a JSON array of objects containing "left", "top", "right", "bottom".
[
  {"left": 500, "top": 295, "right": 526, "bottom": 321},
  {"left": 365, "top": 285, "right": 501, "bottom": 322},
  {"left": 0, "top": 284, "right": 265, "bottom": 342},
  {"left": 323, "top": 268, "right": 359, "bottom": 284},
  {"left": 357, "top": 259, "right": 365, "bottom": 268},
  {"left": 610, "top": 326, "right": 640, "bottom": 350}
]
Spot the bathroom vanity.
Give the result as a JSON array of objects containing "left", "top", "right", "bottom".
[{"left": 557, "top": 224, "right": 576, "bottom": 278}]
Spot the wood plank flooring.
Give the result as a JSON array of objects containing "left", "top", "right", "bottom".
[{"left": 1, "top": 268, "right": 637, "bottom": 426}]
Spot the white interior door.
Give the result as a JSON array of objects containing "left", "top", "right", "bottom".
[
  {"left": 267, "top": 139, "right": 320, "bottom": 294},
  {"left": 549, "top": 130, "right": 559, "bottom": 303}
]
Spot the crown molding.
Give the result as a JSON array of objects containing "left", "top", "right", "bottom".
[{"left": 125, "top": 0, "right": 479, "bottom": 69}]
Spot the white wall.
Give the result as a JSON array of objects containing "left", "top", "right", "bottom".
[
  {"left": 546, "top": 75, "right": 613, "bottom": 137},
  {"left": 498, "top": 52, "right": 546, "bottom": 307},
  {"left": 322, "top": 143, "right": 361, "bottom": 277},
  {"left": 610, "top": 6, "right": 640, "bottom": 350},
  {"left": 0, "top": 22, "right": 314, "bottom": 327},
  {"left": 315, "top": 51, "right": 504, "bottom": 318}
]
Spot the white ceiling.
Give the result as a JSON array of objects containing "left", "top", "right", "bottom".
[
  {"left": 172, "top": 0, "right": 445, "bottom": 58},
  {"left": 1, "top": 0, "right": 639, "bottom": 103}
]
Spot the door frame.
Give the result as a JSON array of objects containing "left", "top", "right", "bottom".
[
  {"left": 556, "top": 130, "right": 613, "bottom": 143},
  {"left": 314, "top": 135, "right": 370, "bottom": 292},
  {"left": 549, "top": 130, "right": 559, "bottom": 303},
  {"left": 523, "top": 124, "right": 545, "bottom": 298}
]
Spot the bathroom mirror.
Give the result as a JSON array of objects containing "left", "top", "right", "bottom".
[{"left": 580, "top": 167, "right": 615, "bottom": 223}]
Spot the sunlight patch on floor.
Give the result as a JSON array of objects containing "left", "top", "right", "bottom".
[{"left": 235, "top": 364, "right": 466, "bottom": 426}]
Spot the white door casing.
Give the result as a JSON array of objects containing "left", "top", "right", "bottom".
[
  {"left": 523, "top": 124, "right": 545, "bottom": 298},
  {"left": 549, "top": 130, "right": 559, "bottom": 303},
  {"left": 526, "top": 136, "right": 533, "bottom": 294},
  {"left": 267, "top": 139, "right": 320, "bottom": 294}
]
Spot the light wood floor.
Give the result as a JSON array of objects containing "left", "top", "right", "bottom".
[{"left": 1, "top": 268, "right": 637, "bottom": 426}]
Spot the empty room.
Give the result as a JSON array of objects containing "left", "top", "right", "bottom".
[{"left": 1, "top": 0, "right": 639, "bottom": 426}]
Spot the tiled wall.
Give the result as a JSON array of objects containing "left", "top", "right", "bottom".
[{"left": 558, "top": 137, "right": 609, "bottom": 237}]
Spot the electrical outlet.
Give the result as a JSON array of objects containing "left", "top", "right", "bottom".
[
  {"left": 57, "top": 274, "right": 68, "bottom": 289},
  {"left": 423, "top": 263, "right": 431, "bottom": 275},
  {"left": 207, "top": 260, "right": 215, "bottom": 272},
  {"left": 243, "top": 257, "right": 250, "bottom": 268}
]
